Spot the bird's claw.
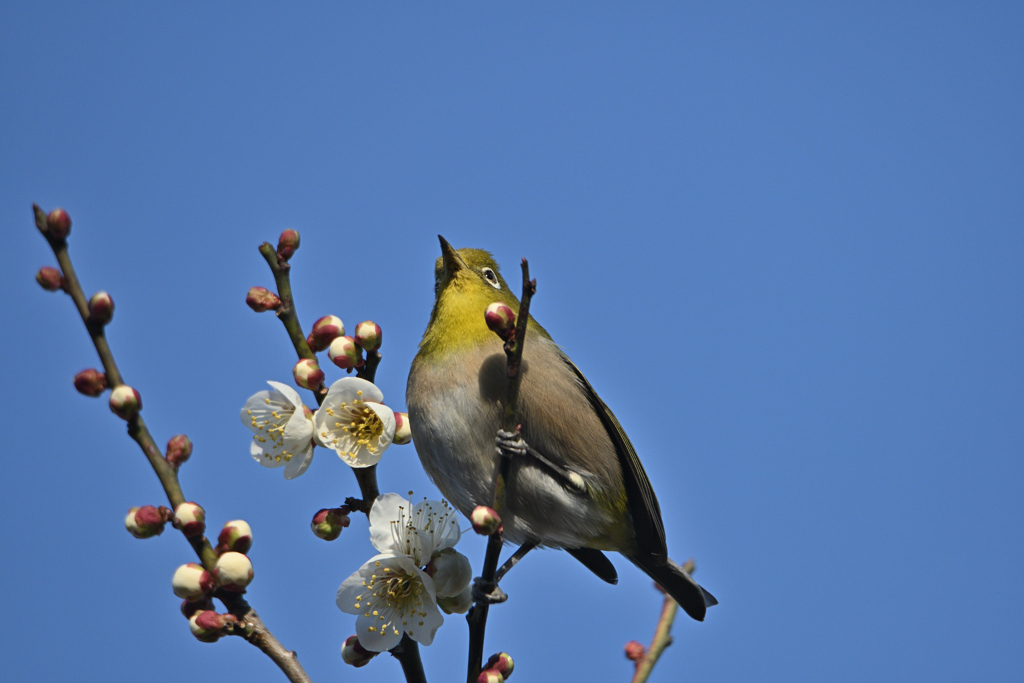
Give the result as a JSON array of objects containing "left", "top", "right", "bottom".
[
  {"left": 472, "top": 577, "right": 508, "bottom": 604},
  {"left": 495, "top": 430, "right": 527, "bottom": 459}
]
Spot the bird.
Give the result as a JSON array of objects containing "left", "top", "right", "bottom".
[{"left": 406, "top": 236, "right": 717, "bottom": 621}]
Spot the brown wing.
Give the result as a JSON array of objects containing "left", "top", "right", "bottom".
[{"left": 561, "top": 355, "right": 668, "bottom": 563}]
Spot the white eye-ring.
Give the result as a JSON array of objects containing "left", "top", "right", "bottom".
[{"left": 481, "top": 267, "right": 501, "bottom": 290}]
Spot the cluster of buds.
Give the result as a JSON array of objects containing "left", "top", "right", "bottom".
[
  {"left": 277, "top": 229, "right": 300, "bottom": 261},
  {"left": 311, "top": 506, "right": 351, "bottom": 541},
  {"left": 165, "top": 434, "right": 193, "bottom": 467},
  {"left": 341, "top": 635, "right": 378, "bottom": 668},
  {"left": 470, "top": 505, "right": 502, "bottom": 536},
  {"left": 88, "top": 291, "right": 114, "bottom": 325},
  {"left": 124, "top": 505, "right": 172, "bottom": 539},
  {"left": 478, "top": 653, "right": 515, "bottom": 682},
  {"left": 246, "top": 286, "right": 282, "bottom": 313},
  {"left": 485, "top": 302, "right": 516, "bottom": 341},
  {"left": 172, "top": 502, "right": 206, "bottom": 538},
  {"left": 292, "top": 358, "right": 325, "bottom": 390},
  {"left": 109, "top": 384, "right": 142, "bottom": 420},
  {"left": 36, "top": 266, "right": 64, "bottom": 292},
  {"left": 172, "top": 552, "right": 254, "bottom": 604},
  {"left": 306, "top": 315, "right": 344, "bottom": 352},
  {"left": 74, "top": 368, "right": 107, "bottom": 397}
]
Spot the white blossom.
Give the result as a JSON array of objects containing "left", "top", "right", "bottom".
[
  {"left": 241, "top": 381, "right": 315, "bottom": 479},
  {"left": 313, "top": 378, "right": 396, "bottom": 468}
]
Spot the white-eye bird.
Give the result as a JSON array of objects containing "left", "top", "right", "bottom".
[{"left": 407, "top": 237, "right": 717, "bottom": 620}]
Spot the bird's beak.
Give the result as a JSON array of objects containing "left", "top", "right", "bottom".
[{"left": 438, "top": 235, "right": 468, "bottom": 277}]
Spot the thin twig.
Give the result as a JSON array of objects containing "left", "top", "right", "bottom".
[
  {"left": 36, "top": 205, "right": 313, "bottom": 683},
  {"left": 466, "top": 258, "right": 536, "bottom": 683},
  {"left": 629, "top": 559, "right": 695, "bottom": 683}
]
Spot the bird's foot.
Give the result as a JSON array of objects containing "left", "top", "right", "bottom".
[
  {"left": 495, "top": 429, "right": 527, "bottom": 459},
  {"left": 471, "top": 577, "right": 508, "bottom": 605}
]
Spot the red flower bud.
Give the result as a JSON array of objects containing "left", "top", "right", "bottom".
[
  {"left": 165, "top": 434, "right": 193, "bottom": 466},
  {"left": 625, "top": 640, "right": 646, "bottom": 662},
  {"left": 172, "top": 563, "right": 215, "bottom": 601},
  {"left": 311, "top": 507, "right": 351, "bottom": 541},
  {"left": 213, "top": 552, "right": 254, "bottom": 592},
  {"left": 109, "top": 385, "right": 142, "bottom": 419},
  {"left": 246, "top": 286, "right": 281, "bottom": 312},
  {"left": 478, "top": 669, "right": 504, "bottom": 683},
  {"left": 46, "top": 208, "right": 72, "bottom": 240},
  {"left": 393, "top": 412, "right": 412, "bottom": 445},
  {"left": 217, "top": 520, "right": 253, "bottom": 554},
  {"left": 327, "top": 336, "right": 363, "bottom": 371},
  {"left": 485, "top": 302, "right": 516, "bottom": 340},
  {"left": 485, "top": 653, "right": 514, "bottom": 678},
  {"left": 125, "top": 505, "right": 169, "bottom": 539},
  {"left": 88, "top": 291, "right": 114, "bottom": 325},
  {"left": 307, "top": 315, "right": 345, "bottom": 352},
  {"left": 73, "top": 368, "right": 107, "bottom": 397},
  {"left": 173, "top": 502, "right": 206, "bottom": 538},
  {"left": 341, "top": 635, "right": 378, "bottom": 667},
  {"left": 277, "top": 229, "right": 301, "bottom": 261},
  {"left": 180, "top": 596, "right": 214, "bottom": 619},
  {"left": 293, "top": 358, "right": 325, "bottom": 390},
  {"left": 36, "top": 267, "right": 64, "bottom": 291},
  {"left": 470, "top": 506, "right": 502, "bottom": 536},
  {"left": 354, "top": 321, "right": 382, "bottom": 352}
]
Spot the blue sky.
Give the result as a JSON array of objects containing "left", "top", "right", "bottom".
[{"left": 2, "top": 3, "right": 1021, "bottom": 681}]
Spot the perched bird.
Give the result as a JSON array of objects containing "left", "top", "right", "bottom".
[{"left": 407, "top": 237, "right": 717, "bottom": 620}]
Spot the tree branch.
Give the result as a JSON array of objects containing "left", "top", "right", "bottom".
[
  {"left": 467, "top": 258, "right": 536, "bottom": 683},
  {"left": 628, "top": 559, "right": 695, "bottom": 683},
  {"left": 35, "top": 205, "right": 312, "bottom": 683}
]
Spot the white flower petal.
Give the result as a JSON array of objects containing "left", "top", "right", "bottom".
[
  {"left": 324, "top": 376, "right": 384, "bottom": 405},
  {"left": 251, "top": 439, "right": 285, "bottom": 468},
  {"left": 429, "top": 549, "right": 473, "bottom": 598},
  {"left": 283, "top": 443, "right": 314, "bottom": 479},
  {"left": 369, "top": 494, "right": 410, "bottom": 555},
  {"left": 266, "top": 380, "right": 303, "bottom": 409}
]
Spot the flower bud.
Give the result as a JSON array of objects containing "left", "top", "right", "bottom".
[
  {"left": 125, "top": 505, "right": 169, "bottom": 539},
  {"left": 188, "top": 611, "right": 221, "bottom": 643},
  {"left": 477, "top": 669, "right": 504, "bottom": 683},
  {"left": 393, "top": 412, "right": 412, "bottom": 445},
  {"left": 327, "top": 336, "right": 363, "bottom": 371},
  {"left": 217, "top": 520, "right": 253, "bottom": 554},
  {"left": 470, "top": 505, "right": 501, "bottom": 536},
  {"left": 173, "top": 502, "right": 206, "bottom": 538},
  {"left": 625, "top": 640, "right": 646, "bottom": 662},
  {"left": 292, "top": 358, "right": 325, "bottom": 390},
  {"left": 246, "top": 286, "right": 281, "bottom": 312},
  {"left": 73, "top": 368, "right": 107, "bottom": 397},
  {"left": 277, "top": 229, "right": 301, "bottom": 260},
  {"left": 311, "top": 507, "right": 350, "bottom": 541},
  {"left": 485, "top": 652, "right": 515, "bottom": 678},
  {"left": 306, "top": 315, "right": 345, "bottom": 352},
  {"left": 172, "top": 562, "right": 214, "bottom": 601},
  {"left": 88, "top": 291, "right": 114, "bottom": 325},
  {"left": 180, "top": 596, "right": 214, "bottom": 619},
  {"left": 108, "top": 384, "right": 142, "bottom": 419},
  {"left": 437, "top": 585, "right": 473, "bottom": 615},
  {"left": 194, "top": 610, "right": 237, "bottom": 637},
  {"left": 341, "top": 635, "right": 378, "bottom": 668},
  {"left": 354, "top": 321, "right": 382, "bottom": 352},
  {"left": 213, "top": 551, "right": 253, "bottom": 591},
  {"left": 36, "top": 266, "right": 63, "bottom": 291},
  {"left": 426, "top": 548, "right": 473, "bottom": 598},
  {"left": 46, "top": 208, "right": 72, "bottom": 240},
  {"left": 485, "top": 302, "right": 516, "bottom": 340},
  {"left": 165, "top": 434, "right": 193, "bottom": 466}
]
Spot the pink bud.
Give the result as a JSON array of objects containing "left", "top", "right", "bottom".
[
  {"left": 165, "top": 434, "right": 193, "bottom": 466},
  {"left": 180, "top": 596, "right": 214, "bottom": 619},
  {"left": 625, "top": 640, "right": 646, "bottom": 662},
  {"left": 246, "top": 286, "right": 281, "bottom": 312},
  {"left": 354, "top": 320, "right": 382, "bottom": 352},
  {"left": 46, "top": 208, "right": 72, "bottom": 240},
  {"left": 172, "top": 562, "right": 215, "bottom": 601},
  {"left": 36, "top": 266, "right": 63, "bottom": 291},
  {"left": 108, "top": 385, "right": 141, "bottom": 419},
  {"left": 484, "top": 302, "right": 516, "bottom": 340},
  {"left": 306, "top": 315, "right": 345, "bottom": 352},
  {"left": 470, "top": 506, "right": 502, "bottom": 536},
  {"left": 293, "top": 358, "right": 325, "bottom": 390},
  {"left": 327, "top": 336, "right": 363, "bottom": 371},
  {"left": 213, "top": 551, "right": 254, "bottom": 592},
  {"left": 217, "top": 520, "right": 253, "bottom": 554},
  {"left": 188, "top": 611, "right": 221, "bottom": 642},
  {"left": 393, "top": 412, "right": 412, "bottom": 445},
  {"left": 173, "top": 502, "right": 206, "bottom": 538},
  {"left": 88, "top": 291, "right": 114, "bottom": 325},
  {"left": 478, "top": 669, "right": 504, "bottom": 683},
  {"left": 485, "top": 652, "right": 515, "bottom": 678},
  {"left": 73, "top": 368, "right": 107, "bottom": 397},
  {"left": 341, "top": 635, "right": 378, "bottom": 668},
  {"left": 277, "top": 229, "right": 301, "bottom": 260},
  {"left": 124, "top": 505, "right": 168, "bottom": 539},
  {"left": 311, "top": 507, "right": 350, "bottom": 541}
]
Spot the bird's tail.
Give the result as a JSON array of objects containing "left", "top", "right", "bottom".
[{"left": 628, "top": 555, "right": 718, "bottom": 622}]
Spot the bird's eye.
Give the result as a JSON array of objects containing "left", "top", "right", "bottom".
[{"left": 481, "top": 267, "right": 500, "bottom": 290}]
